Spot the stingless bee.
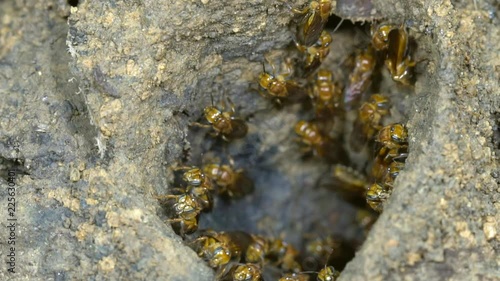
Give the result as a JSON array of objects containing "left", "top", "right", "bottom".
[
  {"left": 191, "top": 97, "right": 248, "bottom": 141},
  {"left": 296, "top": 31, "right": 333, "bottom": 77},
  {"left": 258, "top": 57, "right": 306, "bottom": 102},
  {"left": 266, "top": 237, "right": 302, "bottom": 273},
  {"left": 344, "top": 46, "right": 377, "bottom": 109},
  {"left": 366, "top": 182, "right": 391, "bottom": 212},
  {"left": 155, "top": 167, "right": 214, "bottom": 235},
  {"left": 295, "top": 120, "right": 346, "bottom": 163},
  {"left": 156, "top": 193, "right": 202, "bottom": 236},
  {"left": 309, "top": 69, "right": 343, "bottom": 119},
  {"left": 350, "top": 94, "right": 391, "bottom": 151},
  {"left": 220, "top": 263, "right": 264, "bottom": 281},
  {"left": 203, "top": 158, "right": 254, "bottom": 199},
  {"left": 371, "top": 23, "right": 396, "bottom": 51},
  {"left": 375, "top": 123, "right": 408, "bottom": 149},
  {"left": 289, "top": 0, "right": 333, "bottom": 47},
  {"left": 317, "top": 265, "right": 340, "bottom": 281},
  {"left": 385, "top": 26, "right": 416, "bottom": 85}
]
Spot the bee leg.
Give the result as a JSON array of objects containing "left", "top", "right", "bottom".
[
  {"left": 189, "top": 122, "right": 212, "bottom": 128},
  {"left": 154, "top": 194, "right": 179, "bottom": 200}
]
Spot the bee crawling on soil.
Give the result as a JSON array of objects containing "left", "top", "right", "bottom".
[
  {"left": 203, "top": 157, "right": 254, "bottom": 199},
  {"left": 375, "top": 123, "right": 408, "bottom": 150},
  {"left": 344, "top": 46, "right": 377, "bottom": 109},
  {"left": 191, "top": 96, "right": 248, "bottom": 141},
  {"left": 266, "top": 237, "right": 302, "bottom": 273},
  {"left": 317, "top": 265, "right": 341, "bottom": 281},
  {"left": 296, "top": 31, "right": 333, "bottom": 77},
  {"left": 350, "top": 94, "right": 391, "bottom": 151},
  {"left": 385, "top": 25, "right": 416, "bottom": 85},
  {"left": 285, "top": 0, "right": 333, "bottom": 47},
  {"left": 295, "top": 120, "right": 346, "bottom": 163},
  {"left": 258, "top": 57, "right": 307, "bottom": 103},
  {"left": 367, "top": 123, "right": 409, "bottom": 212},
  {"left": 155, "top": 167, "right": 215, "bottom": 235},
  {"left": 309, "top": 69, "right": 343, "bottom": 119},
  {"left": 192, "top": 230, "right": 248, "bottom": 270},
  {"left": 155, "top": 193, "right": 202, "bottom": 236},
  {"left": 219, "top": 263, "right": 264, "bottom": 281}
]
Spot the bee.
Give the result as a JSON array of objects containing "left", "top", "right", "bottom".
[
  {"left": 296, "top": 31, "right": 333, "bottom": 77},
  {"left": 155, "top": 193, "right": 202, "bottom": 236},
  {"left": 191, "top": 97, "right": 248, "bottom": 141},
  {"left": 220, "top": 263, "right": 264, "bottom": 281},
  {"left": 385, "top": 26, "right": 416, "bottom": 85},
  {"left": 279, "top": 273, "right": 310, "bottom": 281},
  {"left": 344, "top": 46, "right": 377, "bottom": 109},
  {"left": 309, "top": 69, "right": 343, "bottom": 119},
  {"left": 193, "top": 230, "right": 253, "bottom": 269},
  {"left": 317, "top": 265, "right": 340, "bottom": 281},
  {"left": 258, "top": 57, "right": 306, "bottom": 102},
  {"left": 304, "top": 236, "right": 341, "bottom": 268},
  {"left": 295, "top": 120, "right": 346, "bottom": 163},
  {"left": 375, "top": 123, "right": 408, "bottom": 150},
  {"left": 366, "top": 182, "right": 392, "bottom": 212},
  {"left": 350, "top": 94, "right": 391, "bottom": 151},
  {"left": 371, "top": 146, "right": 408, "bottom": 180},
  {"left": 169, "top": 167, "right": 215, "bottom": 211},
  {"left": 203, "top": 160, "right": 254, "bottom": 199},
  {"left": 371, "top": 23, "right": 396, "bottom": 51},
  {"left": 291, "top": 0, "right": 333, "bottom": 47},
  {"left": 245, "top": 234, "right": 269, "bottom": 264},
  {"left": 266, "top": 238, "right": 302, "bottom": 273}
]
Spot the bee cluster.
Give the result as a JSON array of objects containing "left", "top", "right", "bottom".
[{"left": 157, "top": 1, "right": 418, "bottom": 280}]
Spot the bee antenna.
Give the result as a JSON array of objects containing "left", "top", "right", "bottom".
[
  {"left": 331, "top": 18, "right": 345, "bottom": 35},
  {"left": 262, "top": 62, "right": 266, "bottom": 73},
  {"left": 210, "top": 92, "right": 215, "bottom": 107}
]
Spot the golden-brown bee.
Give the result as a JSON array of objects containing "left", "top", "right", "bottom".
[
  {"left": 203, "top": 162, "right": 254, "bottom": 199},
  {"left": 366, "top": 182, "right": 392, "bottom": 212},
  {"left": 375, "top": 123, "right": 408, "bottom": 149},
  {"left": 291, "top": 0, "right": 333, "bottom": 47},
  {"left": 156, "top": 193, "right": 202, "bottom": 236},
  {"left": 168, "top": 167, "right": 215, "bottom": 211},
  {"left": 266, "top": 238, "right": 302, "bottom": 273},
  {"left": 258, "top": 58, "right": 306, "bottom": 102},
  {"left": 385, "top": 26, "right": 416, "bottom": 85},
  {"left": 192, "top": 99, "right": 248, "bottom": 141},
  {"left": 344, "top": 46, "right": 377, "bottom": 109},
  {"left": 309, "top": 69, "right": 343, "bottom": 119},
  {"left": 220, "top": 263, "right": 264, "bottom": 281},
  {"left": 371, "top": 23, "right": 396, "bottom": 51},
  {"left": 296, "top": 31, "right": 333, "bottom": 77},
  {"left": 279, "top": 273, "right": 310, "bottom": 281},
  {"left": 350, "top": 94, "right": 391, "bottom": 151},
  {"left": 245, "top": 234, "right": 269, "bottom": 264},
  {"left": 371, "top": 146, "right": 408, "bottom": 182},
  {"left": 304, "top": 236, "right": 341, "bottom": 267},
  {"left": 295, "top": 120, "right": 347, "bottom": 163},
  {"left": 317, "top": 265, "right": 340, "bottom": 281},
  {"left": 295, "top": 121, "right": 331, "bottom": 159},
  {"left": 193, "top": 230, "right": 253, "bottom": 269}
]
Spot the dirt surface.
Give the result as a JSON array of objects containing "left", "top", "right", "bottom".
[{"left": 0, "top": 0, "right": 498, "bottom": 280}]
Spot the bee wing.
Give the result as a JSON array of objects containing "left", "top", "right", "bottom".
[
  {"left": 297, "top": 13, "right": 326, "bottom": 46},
  {"left": 285, "top": 81, "right": 309, "bottom": 102},
  {"left": 387, "top": 28, "right": 407, "bottom": 72},
  {"left": 224, "top": 119, "right": 248, "bottom": 140},
  {"left": 231, "top": 173, "right": 255, "bottom": 198}
]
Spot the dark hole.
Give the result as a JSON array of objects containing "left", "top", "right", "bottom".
[{"left": 67, "top": 0, "right": 79, "bottom": 7}]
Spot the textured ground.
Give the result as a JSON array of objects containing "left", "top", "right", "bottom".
[{"left": 0, "top": 0, "right": 498, "bottom": 280}]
